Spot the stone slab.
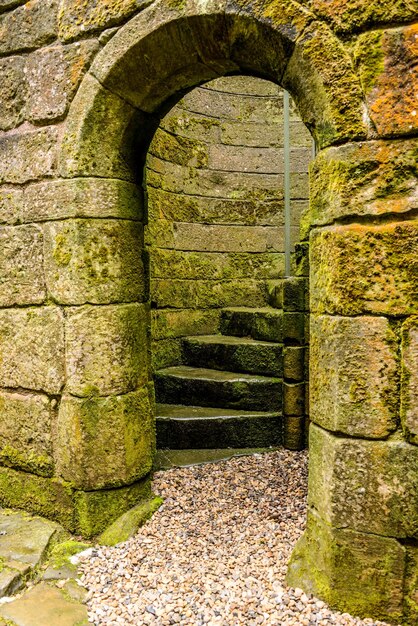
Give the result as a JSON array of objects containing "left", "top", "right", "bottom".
[
  {"left": 0, "top": 127, "right": 57, "bottom": 184},
  {"left": 0, "top": 187, "right": 23, "bottom": 224},
  {"left": 65, "top": 303, "right": 149, "bottom": 397},
  {"left": 310, "top": 315, "right": 399, "bottom": 438},
  {"left": 43, "top": 219, "right": 145, "bottom": 305},
  {"left": 310, "top": 221, "right": 418, "bottom": 315},
  {"left": 0, "top": 511, "right": 60, "bottom": 568},
  {"left": 0, "top": 55, "right": 26, "bottom": 131},
  {"left": 309, "top": 424, "right": 418, "bottom": 538},
  {"left": 0, "top": 391, "right": 53, "bottom": 476},
  {"left": 401, "top": 316, "right": 418, "bottom": 444},
  {"left": 151, "top": 309, "right": 220, "bottom": 341},
  {"left": 0, "top": 307, "right": 64, "bottom": 394},
  {"left": 0, "top": 225, "right": 45, "bottom": 306},
  {"left": 0, "top": 0, "right": 57, "bottom": 55}
]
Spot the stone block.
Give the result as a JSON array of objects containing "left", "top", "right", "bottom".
[
  {"left": 43, "top": 219, "right": 145, "bottom": 305},
  {"left": 310, "top": 315, "right": 399, "bottom": 438},
  {"left": 58, "top": 0, "right": 151, "bottom": 42},
  {"left": 308, "top": 139, "right": 418, "bottom": 228},
  {"left": 310, "top": 221, "right": 418, "bottom": 315},
  {"left": 74, "top": 476, "right": 151, "bottom": 537},
  {"left": 283, "top": 346, "right": 305, "bottom": 381},
  {"left": 283, "top": 312, "right": 305, "bottom": 344},
  {"left": 401, "top": 316, "right": 418, "bottom": 444},
  {"left": 149, "top": 128, "right": 208, "bottom": 168},
  {"left": 306, "top": 0, "right": 417, "bottom": 34},
  {"left": 146, "top": 186, "right": 283, "bottom": 226},
  {"left": 0, "top": 225, "right": 45, "bottom": 306},
  {"left": 282, "top": 21, "right": 367, "bottom": 148},
  {"left": 56, "top": 389, "right": 154, "bottom": 490},
  {"left": 0, "top": 187, "right": 23, "bottom": 224},
  {"left": 309, "top": 424, "right": 418, "bottom": 538},
  {"left": 0, "top": 55, "right": 26, "bottom": 131},
  {"left": 60, "top": 73, "right": 144, "bottom": 181},
  {"left": 0, "top": 127, "right": 57, "bottom": 184},
  {"left": 25, "top": 41, "right": 99, "bottom": 123},
  {"left": 0, "top": 0, "right": 57, "bottom": 54},
  {"left": 0, "top": 307, "right": 64, "bottom": 394},
  {"left": 287, "top": 510, "right": 405, "bottom": 623},
  {"left": 206, "top": 76, "right": 281, "bottom": 97},
  {"left": 220, "top": 122, "right": 283, "bottom": 148},
  {"left": 151, "top": 338, "right": 183, "bottom": 371},
  {"left": 283, "top": 277, "right": 308, "bottom": 311},
  {"left": 283, "top": 382, "right": 305, "bottom": 416},
  {"left": 208, "top": 144, "right": 283, "bottom": 174},
  {"left": 0, "top": 466, "right": 75, "bottom": 531},
  {"left": 405, "top": 545, "right": 418, "bottom": 625},
  {"left": 151, "top": 309, "right": 220, "bottom": 341},
  {"left": 0, "top": 391, "right": 53, "bottom": 477},
  {"left": 172, "top": 223, "right": 283, "bottom": 253},
  {"left": 65, "top": 304, "right": 149, "bottom": 397},
  {"left": 161, "top": 109, "right": 220, "bottom": 144},
  {"left": 23, "top": 178, "right": 142, "bottom": 222},
  {"left": 354, "top": 25, "right": 418, "bottom": 137},
  {"left": 283, "top": 416, "right": 305, "bottom": 451},
  {"left": 149, "top": 249, "right": 284, "bottom": 281},
  {"left": 151, "top": 279, "right": 267, "bottom": 309}
]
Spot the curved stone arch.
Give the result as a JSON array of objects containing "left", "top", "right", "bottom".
[{"left": 59, "top": 0, "right": 370, "bottom": 185}]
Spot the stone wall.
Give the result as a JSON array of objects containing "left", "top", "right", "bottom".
[
  {"left": 146, "top": 76, "right": 312, "bottom": 369},
  {"left": 0, "top": 1, "right": 416, "bottom": 622}
]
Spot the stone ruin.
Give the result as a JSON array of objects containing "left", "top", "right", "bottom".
[{"left": 0, "top": 0, "right": 417, "bottom": 623}]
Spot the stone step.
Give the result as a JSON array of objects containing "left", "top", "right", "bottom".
[
  {"left": 154, "top": 366, "right": 282, "bottom": 412},
  {"left": 154, "top": 447, "right": 280, "bottom": 469},
  {"left": 220, "top": 307, "right": 283, "bottom": 342},
  {"left": 182, "top": 334, "right": 283, "bottom": 377},
  {"left": 156, "top": 403, "right": 282, "bottom": 449}
]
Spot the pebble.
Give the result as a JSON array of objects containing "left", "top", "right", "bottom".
[{"left": 79, "top": 450, "right": 397, "bottom": 626}]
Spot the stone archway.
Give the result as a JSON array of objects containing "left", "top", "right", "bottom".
[{"left": 5, "top": 0, "right": 417, "bottom": 622}]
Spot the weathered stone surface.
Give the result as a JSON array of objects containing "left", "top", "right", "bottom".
[
  {"left": 98, "top": 496, "right": 163, "bottom": 546},
  {"left": 0, "top": 127, "right": 57, "bottom": 184},
  {"left": 151, "top": 279, "right": 268, "bottom": 309},
  {"left": 43, "top": 219, "right": 145, "bottom": 305},
  {"left": 307, "top": 139, "right": 418, "bottom": 228},
  {"left": 0, "top": 55, "right": 26, "bottom": 131},
  {"left": 23, "top": 177, "right": 142, "bottom": 222},
  {"left": 309, "top": 424, "right": 418, "bottom": 538},
  {"left": 283, "top": 382, "right": 305, "bottom": 416},
  {"left": 74, "top": 475, "right": 151, "bottom": 537},
  {"left": 65, "top": 304, "right": 149, "bottom": 397},
  {"left": 56, "top": 388, "right": 154, "bottom": 490},
  {"left": 0, "top": 582, "right": 88, "bottom": 626},
  {"left": 0, "top": 0, "right": 26, "bottom": 12},
  {"left": 401, "top": 316, "right": 418, "bottom": 444},
  {"left": 147, "top": 187, "right": 283, "bottom": 226},
  {"left": 60, "top": 73, "right": 144, "bottom": 181},
  {"left": 310, "top": 316, "right": 399, "bottom": 438},
  {"left": 287, "top": 510, "right": 405, "bottom": 623},
  {"left": 161, "top": 108, "right": 220, "bottom": 144},
  {"left": 282, "top": 21, "right": 368, "bottom": 148},
  {"left": 0, "top": 467, "right": 75, "bottom": 530},
  {"left": 283, "top": 346, "right": 305, "bottom": 381},
  {"left": 283, "top": 415, "right": 305, "bottom": 450},
  {"left": 310, "top": 221, "right": 418, "bottom": 315},
  {"left": 149, "top": 128, "right": 208, "bottom": 168},
  {"left": 354, "top": 25, "right": 418, "bottom": 137},
  {"left": 208, "top": 144, "right": 283, "bottom": 173},
  {"left": 405, "top": 545, "right": 418, "bottom": 625},
  {"left": 0, "top": 307, "right": 64, "bottom": 394},
  {"left": 206, "top": 75, "right": 280, "bottom": 97},
  {"left": 0, "top": 225, "right": 45, "bottom": 306},
  {"left": 170, "top": 223, "right": 283, "bottom": 253},
  {"left": 220, "top": 307, "right": 283, "bottom": 342},
  {"left": 149, "top": 249, "right": 284, "bottom": 281},
  {"left": 0, "top": 0, "right": 57, "bottom": 54},
  {"left": 151, "top": 309, "right": 220, "bottom": 341},
  {"left": 26, "top": 41, "right": 99, "bottom": 123},
  {"left": 58, "top": 0, "right": 152, "bottom": 42},
  {"left": 152, "top": 338, "right": 183, "bottom": 370},
  {"left": 0, "top": 186, "right": 23, "bottom": 224},
  {"left": 0, "top": 510, "right": 60, "bottom": 567},
  {"left": 0, "top": 391, "right": 53, "bottom": 476}
]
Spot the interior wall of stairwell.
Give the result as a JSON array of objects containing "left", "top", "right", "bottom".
[{"left": 145, "top": 76, "right": 312, "bottom": 372}]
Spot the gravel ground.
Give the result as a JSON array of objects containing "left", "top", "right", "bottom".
[{"left": 80, "top": 450, "right": 395, "bottom": 626}]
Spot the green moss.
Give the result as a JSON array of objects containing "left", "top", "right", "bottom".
[
  {"left": 48, "top": 540, "right": 90, "bottom": 569},
  {"left": 0, "top": 445, "right": 53, "bottom": 478},
  {"left": 98, "top": 495, "right": 163, "bottom": 546},
  {"left": 53, "top": 233, "right": 72, "bottom": 266},
  {"left": 354, "top": 30, "right": 385, "bottom": 95}
]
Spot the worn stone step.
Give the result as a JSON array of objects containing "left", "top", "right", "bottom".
[
  {"left": 154, "top": 366, "right": 282, "bottom": 411},
  {"left": 220, "top": 307, "right": 283, "bottom": 342},
  {"left": 154, "top": 447, "right": 280, "bottom": 469},
  {"left": 182, "top": 334, "right": 283, "bottom": 376},
  {"left": 156, "top": 403, "right": 282, "bottom": 449}
]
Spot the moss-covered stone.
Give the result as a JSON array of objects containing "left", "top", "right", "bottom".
[
  {"left": 0, "top": 391, "right": 54, "bottom": 477},
  {"left": 0, "top": 55, "right": 26, "bottom": 131},
  {"left": 287, "top": 510, "right": 405, "bottom": 623},
  {"left": 354, "top": 25, "right": 418, "bottom": 138},
  {"left": 401, "top": 316, "right": 418, "bottom": 445},
  {"left": 405, "top": 544, "right": 418, "bottom": 625},
  {"left": 149, "top": 128, "right": 208, "bottom": 168},
  {"left": 310, "top": 221, "right": 418, "bottom": 315},
  {"left": 151, "top": 278, "right": 268, "bottom": 308},
  {"left": 65, "top": 304, "right": 149, "bottom": 397},
  {"left": 283, "top": 416, "right": 305, "bottom": 450},
  {"left": 43, "top": 218, "right": 145, "bottom": 305},
  {"left": 0, "top": 225, "right": 45, "bottom": 306},
  {"left": 0, "top": 307, "right": 64, "bottom": 394},
  {"left": 74, "top": 476, "right": 151, "bottom": 537},
  {"left": 0, "top": 127, "right": 57, "bottom": 184},
  {"left": 151, "top": 338, "right": 183, "bottom": 371},
  {"left": 282, "top": 21, "right": 368, "bottom": 148},
  {"left": 47, "top": 540, "right": 90, "bottom": 570},
  {"left": 151, "top": 308, "right": 220, "bottom": 341},
  {"left": 98, "top": 496, "right": 163, "bottom": 546},
  {"left": 309, "top": 424, "right": 418, "bottom": 539},
  {"left": 307, "top": 139, "right": 418, "bottom": 228},
  {"left": 0, "top": 0, "right": 57, "bottom": 55},
  {"left": 0, "top": 467, "right": 75, "bottom": 531},
  {"left": 0, "top": 187, "right": 23, "bottom": 225},
  {"left": 56, "top": 388, "right": 155, "bottom": 490},
  {"left": 310, "top": 315, "right": 399, "bottom": 438}
]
